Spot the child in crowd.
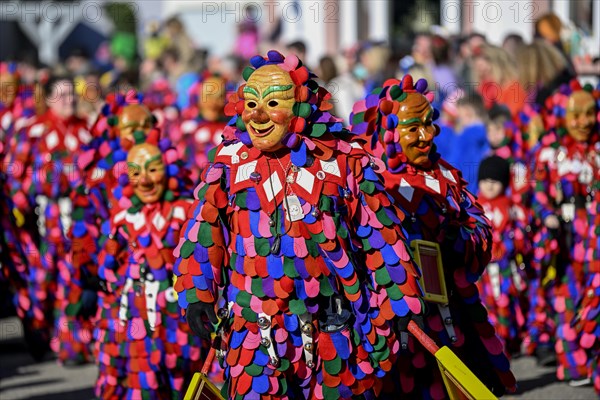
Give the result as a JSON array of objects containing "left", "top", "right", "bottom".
[{"left": 477, "top": 155, "right": 532, "bottom": 354}]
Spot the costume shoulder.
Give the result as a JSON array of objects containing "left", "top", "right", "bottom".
[{"left": 436, "top": 157, "right": 469, "bottom": 192}]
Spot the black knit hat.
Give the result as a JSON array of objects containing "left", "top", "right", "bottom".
[{"left": 478, "top": 155, "right": 510, "bottom": 188}]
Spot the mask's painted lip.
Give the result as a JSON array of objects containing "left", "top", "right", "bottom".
[{"left": 249, "top": 123, "right": 275, "bottom": 137}]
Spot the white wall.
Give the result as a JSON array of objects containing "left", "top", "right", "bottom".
[{"left": 469, "top": 0, "right": 537, "bottom": 45}]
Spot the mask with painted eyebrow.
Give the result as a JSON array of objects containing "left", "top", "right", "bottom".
[
  {"left": 126, "top": 142, "right": 166, "bottom": 204},
  {"left": 397, "top": 92, "right": 437, "bottom": 167},
  {"left": 241, "top": 65, "right": 296, "bottom": 152}
]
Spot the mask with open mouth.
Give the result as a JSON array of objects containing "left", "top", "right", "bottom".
[
  {"left": 222, "top": 50, "right": 340, "bottom": 161},
  {"left": 350, "top": 75, "right": 440, "bottom": 171},
  {"left": 127, "top": 142, "right": 167, "bottom": 204},
  {"left": 397, "top": 91, "right": 438, "bottom": 167},
  {"left": 241, "top": 65, "right": 296, "bottom": 151},
  {"left": 565, "top": 90, "right": 597, "bottom": 143}
]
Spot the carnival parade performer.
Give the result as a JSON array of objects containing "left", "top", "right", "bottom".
[
  {"left": 530, "top": 81, "right": 599, "bottom": 384},
  {"left": 94, "top": 131, "right": 202, "bottom": 399},
  {"left": 0, "top": 62, "right": 46, "bottom": 358},
  {"left": 173, "top": 50, "right": 426, "bottom": 399},
  {"left": 62, "top": 92, "right": 156, "bottom": 369},
  {"left": 574, "top": 152, "right": 600, "bottom": 393},
  {"left": 6, "top": 75, "right": 92, "bottom": 364},
  {"left": 349, "top": 75, "right": 517, "bottom": 398},
  {"left": 178, "top": 74, "right": 229, "bottom": 183},
  {"left": 477, "top": 155, "right": 531, "bottom": 354}
]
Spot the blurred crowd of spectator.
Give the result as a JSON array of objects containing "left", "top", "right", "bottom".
[{"left": 4, "top": 11, "right": 600, "bottom": 183}]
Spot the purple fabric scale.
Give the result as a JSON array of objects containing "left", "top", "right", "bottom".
[
  {"left": 294, "top": 257, "right": 310, "bottom": 280},
  {"left": 262, "top": 276, "right": 276, "bottom": 298}
]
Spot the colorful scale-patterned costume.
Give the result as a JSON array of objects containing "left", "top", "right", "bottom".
[
  {"left": 66, "top": 92, "right": 144, "bottom": 366},
  {"left": 477, "top": 188, "right": 531, "bottom": 353},
  {"left": 350, "top": 76, "right": 516, "bottom": 398},
  {"left": 575, "top": 169, "right": 600, "bottom": 393},
  {"left": 530, "top": 82, "right": 600, "bottom": 381},
  {"left": 0, "top": 63, "right": 40, "bottom": 338},
  {"left": 6, "top": 99, "right": 92, "bottom": 363},
  {"left": 174, "top": 51, "right": 425, "bottom": 399},
  {"left": 94, "top": 132, "right": 202, "bottom": 399},
  {"left": 488, "top": 117, "right": 532, "bottom": 205}
]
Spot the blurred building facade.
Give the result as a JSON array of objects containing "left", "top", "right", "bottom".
[{"left": 1, "top": 0, "right": 598, "bottom": 67}]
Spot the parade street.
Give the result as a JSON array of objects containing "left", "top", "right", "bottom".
[{"left": 0, "top": 317, "right": 595, "bottom": 400}]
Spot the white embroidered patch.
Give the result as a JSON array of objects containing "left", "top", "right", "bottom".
[
  {"left": 114, "top": 209, "right": 128, "bottom": 224},
  {"left": 538, "top": 148, "right": 556, "bottom": 163},
  {"left": 425, "top": 174, "right": 441, "bottom": 193},
  {"left": 439, "top": 165, "right": 456, "bottom": 183},
  {"left": 65, "top": 134, "right": 78, "bottom": 151},
  {"left": 320, "top": 158, "right": 341, "bottom": 177},
  {"left": 235, "top": 160, "right": 257, "bottom": 184},
  {"left": 1, "top": 113, "right": 12, "bottom": 131},
  {"left": 217, "top": 142, "right": 244, "bottom": 157},
  {"left": 181, "top": 120, "right": 198, "bottom": 134},
  {"left": 195, "top": 127, "right": 211, "bottom": 143},
  {"left": 126, "top": 211, "right": 146, "bottom": 231},
  {"left": 152, "top": 212, "right": 166, "bottom": 231},
  {"left": 45, "top": 130, "right": 59, "bottom": 149},
  {"left": 78, "top": 128, "right": 92, "bottom": 144},
  {"left": 173, "top": 206, "right": 186, "bottom": 221},
  {"left": 296, "top": 168, "right": 315, "bottom": 192},
  {"left": 398, "top": 178, "right": 414, "bottom": 202},
  {"left": 213, "top": 129, "right": 223, "bottom": 145},
  {"left": 30, "top": 123, "right": 45, "bottom": 138},
  {"left": 263, "top": 172, "right": 283, "bottom": 202}
]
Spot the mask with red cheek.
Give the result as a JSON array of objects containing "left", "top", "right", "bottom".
[
  {"left": 127, "top": 143, "right": 166, "bottom": 204},
  {"left": 396, "top": 92, "right": 438, "bottom": 168},
  {"left": 241, "top": 65, "right": 296, "bottom": 152},
  {"left": 565, "top": 90, "right": 597, "bottom": 143}
]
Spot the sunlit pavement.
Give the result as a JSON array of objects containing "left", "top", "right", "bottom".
[{"left": 0, "top": 317, "right": 596, "bottom": 399}]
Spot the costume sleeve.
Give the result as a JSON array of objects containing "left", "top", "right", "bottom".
[
  {"left": 456, "top": 184, "right": 493, "bottom": 280},
  {"left": 511, "top": 203, "right": 532, "bottom": 257},
  {"left": 173, "top": 163, "right": 230, "bottom": 312},
  {"left": 70, "top": 183, "right": 109, "bottom": 289},
  {"left": 5, "top": 127, "right": 35, "bottom": 216},
  {"left": 347, "top": 154, "right": 424, "bottom": 321},
  {"left": 96, "top": 219, "right": 128, "bottom": 292},
  {"left": 530, "top": 148, "right": 556, "bottom": 222}
]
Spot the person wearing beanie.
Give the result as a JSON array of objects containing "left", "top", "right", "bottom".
[
  {"left": 485, "top": 104, "right": 531, "bottom": 206},
  {"left": 477, "top": 155, "right": 532, "bottom": 355},
  {"left": 350, "top": 76, "right": 516, "bottom": 398}
]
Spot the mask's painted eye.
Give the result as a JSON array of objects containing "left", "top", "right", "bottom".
[
  {"left": 268, "top": 100, "right": 278, "bottom": 107},
  {"left": 247, "top": 101, "right": 257, "bottom": 109}
]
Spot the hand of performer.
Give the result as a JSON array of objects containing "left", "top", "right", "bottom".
[
  {"left": 395, "top": 312, "right": 425, "bottom": 333},
  {"left": 544, "top": 215, "right": 560, "bottom": 229},
  {"left": 83, "top": 273, "right": 108, "bottom": 293},
  {"left": 186, "top": 301, "right": 218, "bottom": 340},
  {"left": 79, "top": 289, "right": 98, "bottom": 319}
]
